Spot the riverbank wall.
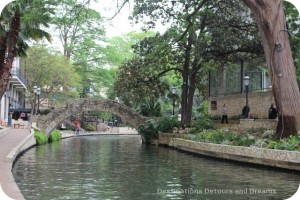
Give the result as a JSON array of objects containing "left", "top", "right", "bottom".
[{"left": 158, "top": 133, "right": 300, "bottom": 171}]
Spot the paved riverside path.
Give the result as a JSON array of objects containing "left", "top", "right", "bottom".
[{"left": 0, "top": 128, "right": 31, "bottom": 200}]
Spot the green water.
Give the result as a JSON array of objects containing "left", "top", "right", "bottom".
[{"left": 13, "top": 135, "right": 300, "bottom": 200}]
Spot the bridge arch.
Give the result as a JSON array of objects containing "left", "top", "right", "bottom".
[{"left": 36, "top": 98, "right": 148, "bottom": 137}]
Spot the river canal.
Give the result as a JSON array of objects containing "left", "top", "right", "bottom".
[{"left": 13, "top": 135, "right": 299, "bottom": 200}]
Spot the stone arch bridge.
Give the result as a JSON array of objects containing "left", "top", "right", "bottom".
[{"left": 35, "top": 98, "right": 148, "bottom": 137}]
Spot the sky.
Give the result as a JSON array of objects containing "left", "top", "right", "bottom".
[
  {"left": 0, "top": 0, "right": 299, "bottom": 38},
  {"left": 91, "top": 0, "right": 143, "bottom": 37},
  {"left": 0, "top": 0, "right": 145, "bottom": 37}
]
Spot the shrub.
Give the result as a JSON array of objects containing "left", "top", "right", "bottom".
[
  {"left": 48, "top": 129, "right": 62, "bottom": 143},
  {"left": 39, "top": 109, "right": 51, "bottom": 115},
  {"left": 261, "top": 130, "right": 275, "bottom": 139},
  {"left": 235, "top": 133, "right": 256, "bottom": 147},
  {"left": 84, "top": 123, "right": 96, "bottom": 131},
  {"left": 157, "top": 116, "right": 179, "bottom": 133},
  {"left": 139, "top": 98, "right": 161, "bottom": 117},
  {"left": 186, "top": 128, "right": 300, "bottom": 151},
  {"left": 191, "top": 115, "right": 214, "bottom": 133},
  {"left": 137, "top": 119, "right": 158, "bottom": 143},
  {"left": 34, "top": 130, "right": 47, "bottom": 145},
  {"left": 252, "top": 139, "right": 268, "bottom": 148},
  {"left": 193, "top": 130, "right": 237, "bottom": 144},
  {"left": 267, "top": 134, "right": 300, "bottom": 151}
]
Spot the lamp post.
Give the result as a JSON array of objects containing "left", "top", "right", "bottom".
[
  {"left": 33, "top": 86, "right": 41, "bottom": 115},
  {"left": 37, "top": 87, "right": 41, "bottom": 115},
  {"left": 243, "top": 75, "right": 250, "bottom": 118},
  {"left": 33, "top": 86, "right": 37, "bottom": 114},
  {"left": 6, "top": 90, "right": 12, "bottom": 127},
  {"left": 171, "top": 87, "right": 177, "bottom": 116}
]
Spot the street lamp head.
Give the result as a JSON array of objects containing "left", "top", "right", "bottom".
[
  {"left": 33, "top": 85, "right": 38, "bottom": 93},
  {"left": 171, "top": 87, "right": 177, "bottom": 94},
  {"left": 37, "top": 87, "right": 41, "bottom": 95},
  {"left": 243, "top": 75, "right": 250, "bottom": 86}
]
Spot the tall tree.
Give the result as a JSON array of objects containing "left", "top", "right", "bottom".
[
  {"left": 284, "top": 1, "right": 300, "bottom": 85},
  {"left": 22, "top": 44, "right": 81, "bottom": 107},
  {"left": 242, "top": 0, "right": 300, "bottom": 137},
  {"left": 51, "top": 0, "right": 106, "bottom": 97},
  {"left": 0, "top": 0, "right": 52, "bottom": 99},
  {"left": 122, "top": 0, "right": 262, "bottom": 127}
]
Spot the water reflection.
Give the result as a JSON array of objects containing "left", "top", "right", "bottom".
[{"left": 13, "top": 135, "right": 299, "bottom": 200}]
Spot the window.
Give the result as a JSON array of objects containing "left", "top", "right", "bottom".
[{"left": 211, "top": 101, "right": 217, "bottom": 110}]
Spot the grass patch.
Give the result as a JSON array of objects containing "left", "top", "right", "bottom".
[
  {"left": 34, "top": 130, "right": 47, "bottom": 145},
  {"left": 48, "top": 129, "right": 62, "bottom": 143}
]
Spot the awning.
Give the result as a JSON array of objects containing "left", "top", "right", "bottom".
[{"left": 9, "top": 108, "right": 32, "bottom": 113}]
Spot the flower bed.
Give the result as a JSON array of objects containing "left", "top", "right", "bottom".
[{"left": 158, "top": 130, "right": 300, "bottom": 171}]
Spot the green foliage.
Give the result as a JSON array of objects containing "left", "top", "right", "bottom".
[
  {"left": 22, "top": 44, "right": 81, "bottom": 106},
  {"left": 191, "top": 115, "right": 214, "bottom": 133},
  {"left": 284, "top": 1, "right": 300, "bottom": 84},
  {"left": 252, "top": 139, "right": 268, "bottom": 148},
  {"left": 39, "top": 109, "right": 51, "bottom": 115},
  {"left": 50, "top": 0, "right": 108, "bottom": 98},
  {"left": 192, "top": 130, "right": 238, "bottom": 144},
  {"left": 267, "top": 134, "right": 300, "bottom": 151},
  {"left": 261, "top": 130, "right": 275, "bottom": 139},
  {"left": 235, "top": 133, "right": 256, "bottom": 147},
  {"left": 34, "top": 130, "right": 47, "bottom": 145},
  {"left": 84, "top": 123, "right": 96, "bottom": 132},
  {"left": 137, "top": 119, "right": 158, "bottom": 143},
  {"left": 138, "top": 98, "right": 162, "bottom": 117},
  {"left": 157, "top": 116, "right": 179, "bottom": 133},
  {"left": 196, "top": 100, "right": 209, "bottom": 116},
  {"left": 188, "top": 128, "right": 300, "bottom": 151},
  {"left": 48, "top": 129, "right": 62, "bottom": 143},
  {"left": 106, "top": 31, "right": 156, "bottom": 67}
]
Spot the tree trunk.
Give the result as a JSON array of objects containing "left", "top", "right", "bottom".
[
  {"left": 242, "top": 0, "right": 300, "bottom": 136},
  {"left": 0, "top": 10, "right": 21, "bottom": 98},
  {"left": 185, "top": 71, "right": 197, "bottom": 126},
  {"left": 0, "top": 35, "right": 7, "bottom": 68},
  {"left": 181, "top": 61, "right": 189, "bottom": 129},
  {"left": 180, "top": 36, "right": 192, "bottom": 129}
]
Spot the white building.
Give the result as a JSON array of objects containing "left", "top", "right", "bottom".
[{"left": 0, "top": 57, "right": 28, "bottom": 125}]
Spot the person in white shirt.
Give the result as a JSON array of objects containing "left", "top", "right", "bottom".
[{"left": 221, "top": 104, "right": 228, "bottom": 124}]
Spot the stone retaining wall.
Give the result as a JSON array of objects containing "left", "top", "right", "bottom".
[
  {"left": 238, "top": 119, "right": 277, "bottom": 131},
  {"left": 158, "top": 134, "right": 300, "bottom": 171},
  {"left": 209, "top": 91, "right": 274, "bottom": 119}
]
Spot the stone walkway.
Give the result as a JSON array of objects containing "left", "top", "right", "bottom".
[{"left": 0, "top": 127, "right": 31, "bottom": 200}]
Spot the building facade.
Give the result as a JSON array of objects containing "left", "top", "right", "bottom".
[
  {"left": 208, "top": 61, "right": 274, "bottom": 119},
  {"left": 0, "top": 57, "right": 29, "bottom": 125}
]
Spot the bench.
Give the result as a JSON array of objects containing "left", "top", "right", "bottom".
[{"left": 14, "top": 119, "right": 26, "bottom": 128}]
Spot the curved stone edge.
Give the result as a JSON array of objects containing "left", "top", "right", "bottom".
[
  {"left": 3, "top": 130, "right": 35, "bottom": 200},
  {"left": 6, "top": 131, "right": 36, "bottom": 163},
  {"left": 159, "top": 134, "right": 300, "bottom": 171}
]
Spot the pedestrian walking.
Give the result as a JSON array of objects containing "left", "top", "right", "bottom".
[{"left": 74, "top": 119, "right": 80, "bottom": 135}]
